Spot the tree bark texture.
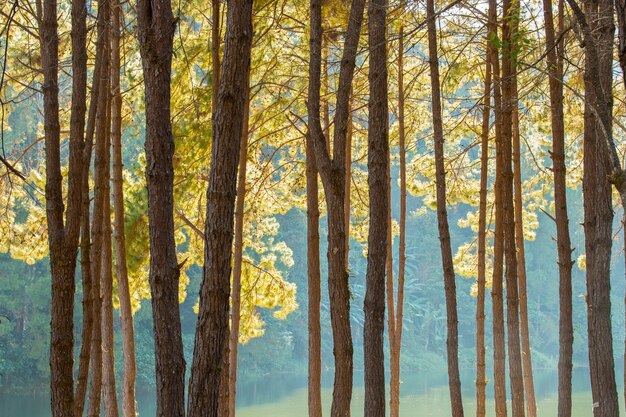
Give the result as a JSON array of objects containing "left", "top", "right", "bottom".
[
  {"left": 228, "top": 91, "right": 251, "bottom": 417},
  {"left": 137, "top": 0, "right": 186, "bottom": 414},
  {"left": 187, "top": 2, "right": 253, "bottom": 416},
  {"left": 581, "top": 1, "right": 619, "bottom": 415},
  {"left": 363, "top": 0, "right": 389, "bottom": 416},
  {"left": 542, "top": 0, "right": 574, "bottom": 415},
  {"left": 476, "top": 14, "right": 492, "bottom": 417},
  {"left": 41, "top": 0, "right": 87, "bottom": 410},
  {"left": 307, "top": 1, "right": 366, "bottom": 415},
  {"left": 426, "top": 2, "right": 464, "bottom": 417},
  {"left": 111, "top": 3, "right": 137, "bottom": 415},
  {"left": 500, "top": 0, "right": 526, "bottom": 415}
]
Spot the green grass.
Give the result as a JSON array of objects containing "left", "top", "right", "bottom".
[{"left": 237, "top": 385, "right": 624, "bottom": 417}]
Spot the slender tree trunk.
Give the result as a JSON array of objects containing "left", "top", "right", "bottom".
[
  {"left": 213, "top": 3, "right": 231, "bottom": 413},
  {"left": 228, "top": 91, "right": 251, "bottom": 417},
  {"left": 344, "top": 99, "right": 352, "bottom": 271},
  {"left": 307, "top": 1, "right": 365, "bottom": 416},
  {"left": 41, "top": 0, "right": 86, "bottom": 410},
  {"left": 364, "top": 0, "right": 388, "bottom": 415},
  {"left": 476, "top": 14, "right": 492, "bottom": 417},
  {"left": 101, "top": 92, "right": 120, "bottom": 417},
  {"left": 111, "top": 3, "right": 137, "bottom": 416},
  {"left": 512, "top": 95, "right": 536, "bottom": 417},
  {"left": 211, "top": 0, "right": 221, "bottom": 116},
  {"left": 187, "top": 2, "right": 254, "bottom": 416},
  {"left": 541, "top": 0, "right": 574, "bottom": 415},
  {"left": 426, "top": 2, "right": 463, "bottom": 416},
  {"left": 137, "top": 0, "right": 185, "bottom": 414},
  {"left": 501, "top": 0, "right": 525, "bottom": 415},
  {"left": 74, "top": 4, "right": 104, "bottom": 414},
  {"left": 488, "top": 0, "right": 507, "bottom": 412},
  {"left": 88, "top": 7, "right": 112, "bottom": 414},
  {"left": 389, "top": 25, "right": 405, "bottom": 417},
  {"left": 307, "top": 131, "right": 322, "bottom": 417}
]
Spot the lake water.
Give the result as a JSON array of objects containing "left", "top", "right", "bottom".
[{"left": 1, "top": 368, "right": 623, "bottom": 417}]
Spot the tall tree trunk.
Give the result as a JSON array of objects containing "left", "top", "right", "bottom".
[
  {"left": 542, "top": 0, "right": 574, "bottom": 414},
  {"left": 364, "top": 0, "right": 388, "bottom": 415},
  {"left": 512, "top": 96, "right": 536, "bottom": 417},
  {"left": 389, "top": 25, "right": 405, "bottom": 417},
  {"left": 101, "top": 93, "right": 120, "bottom": 417},
  {"left": 610, "top": 0, "right": 626, "bottom": 407},
  {"left": 41, "top": 0, "right": 87, "bottom": 410},
  {"left": 228, "top": 91, "right": 251, "bottom": 417},
  {"left": 307, "top": 131, "right": 322, "bottom": 417},
  {"left": 500, "top": 0, "right": 525, "bottom": 415},
  {"left": 74, "top": 4, "right": 104, "bottom": 414},
  {"left": 88, "top": 6, "right": 112, "bottom": 414},
  {"left": 488, "top": 0, "right": 507, "bottom": 412},
  {"left": 307, "top": 1, "right": 365, "bottom": 416},
  {"left": 212, "top": 2, "right": 231, "bottom": 414},
  {"left": 136, "top": 0, "right": 185, "bottom": 415},
  {"left": 476, "top": 13, "right": 492, "bottom": 417},
  {"left": 426, "top": 2, "right": 463, "bottom": 416},
  {"left": 583, "top": 1, "right": 619, "bottom": 415},
  {"left": 187, "top": 2, "right": 254, "bottom": 416},
  {"left": 111, "top": 3, "right": 137, "bottom": 416}
]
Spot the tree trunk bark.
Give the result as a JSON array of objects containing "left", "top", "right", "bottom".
[
  {"left": 364, "top": 0, "right": 388, "bottom": 415},
  {"left": 541, "top": 0, "right": 574, "bottom": 415},
  {"left": 101, "top": 90, "right": 120, "bottom": 417},
  {"left": 137, "top": 0, "right": 185, "bottom": 415},
  {"left": 40, "top": 0, "right": 87, "bottom": 411},
  {"left": 476, "top": 14, "right": 492, "bottom": 417},
  {"left": 187, "top": 2, "right": 254, "bottom": 416},
  {"left": 228, "top": 91, "right": 251, "bottom": 417},
  {"left": 582, "top": 1, "right": 619, "bottom": 415},
  {"left": 307, "top": 131, "right": 322, "bottom": 417},
  {"left": 307, "top": 1, "right": 365, "bottom": 416},
  {"left": 500, "top": 1, "right": 525, "bottom": 415},
  {"left": 488, "top": 0, "right": 507, "bottom": 413},
  {"left": 111, "top": 3, "right": 137, "bottom": 416},
  {"left": 88, "top": 7, "right": 112, "bottom": 414},
  {"left": 389, "top": 24, "right": 405, "bottom": 417},
  {"left": 426, "top": 2, "right": 463, "bottom": 416},
  {"left": 512, "top": 94, "right": 536, "bottom": 417},
  {"left": 74, "top": 2, "right": 103, "bottom": 414}
]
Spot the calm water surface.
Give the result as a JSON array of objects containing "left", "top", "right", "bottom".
[{"left": 1, "top": 368, "right": 622, "bottom": 417}]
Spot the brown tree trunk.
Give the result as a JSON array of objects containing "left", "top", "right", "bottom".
[
  {"left": 187, "top": 2, "right": 254, "bottom": 416},
  {"left": 111, "top": 3, "right": 137, "bottom": 416},
  {"left": 307, "top": 130, "right": 322, "bottom": 417},
  {"left": 611, "top": 0, "right": 626, "bottom": 408},
  {"left": 426, "top": 2, "right": 463, "bottom": 416},
  {"left": 137, "top": 0, "right": 185, "bottom": 414},
  {"left": 364, "top": 0, "right": 389, "bottom": 415},
  {"left": 500, "top": 0, "right": 525, "bottom": 415},
  {"left": 40, "top": 0, "right": 87, "bottom": 411},
  {"left": 74, "top": 2, "right": 104, "bottom": 414},
  {"left": 307, "top": 1, "right": 365, "bottom": 416},
  {"left": 488, "top": 0, "right": 507, "bottom": 412},
  {"left": 476, "top": 14, "right": 492, "bottom": 417},
  {"left": 542, "top": 0, "right": 574, "bottom": 415},
  {"left": 512, "top": 96, "right": 536, "bottom": 417},
  {"left": 101, "top": 92, "right": 120, "bottom": 417},
  {"left": 582, "top": 1, "right": 619, "bottom": 415},
  {"left": 88, "top": 5, "right": 112, "bottom": 414},
  {"left": 389, "top": 25, "right": 405, "bottom": 417},
  {"left": 228, "top": 91, "right": 251, "bottom": 417}
]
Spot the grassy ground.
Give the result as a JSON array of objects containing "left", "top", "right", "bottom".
[{"left": 237, "top": 385, "right": 625, "bottom": 417}]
